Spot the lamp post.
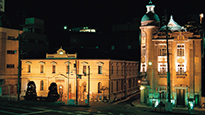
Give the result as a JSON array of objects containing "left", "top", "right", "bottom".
[
  {"left": 17, "top": 34, "right": 21, "bottom": 101},
  {"left": 88, "top": 65, "right": 90, "bottom": 106},
  {"left": 67, "top": 57, "right": 70, "bottom": 105}
]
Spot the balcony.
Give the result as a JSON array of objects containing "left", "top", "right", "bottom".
[{"left": 176, "top": 71, "right": 187, "bottom": 78}]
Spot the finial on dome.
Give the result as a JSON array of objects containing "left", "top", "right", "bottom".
[
  {"left": 149, "top": 0, "right": 152, "bottom": 4},
  {"left": 146, "top": 0, "right": 155, "bottom": 13},
  {"left": 170, "top": 15, "right": 173, "bottom": 21}
]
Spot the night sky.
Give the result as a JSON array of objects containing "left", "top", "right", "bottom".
[{"left": 5, "top": 0, "right": 205, "bottom": 41}]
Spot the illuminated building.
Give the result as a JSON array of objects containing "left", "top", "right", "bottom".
[
  {"left": 0, "top": 27, "right": 23, "bottom": 96},
  {"left": 20, "top": 47, "right": 139, "bottom": 102},
  {"left": 0, "top": 18, "right": 49, "bottom": 96},
  {"left": 0, "top": 0, "right": 5, "bottom": 12},
  {"left": 140, "top": 1, "right": 203, "bottom": 107}
]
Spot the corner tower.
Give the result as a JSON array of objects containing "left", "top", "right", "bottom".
[{"left": 140, "top": 0, "right": 160, "bottom": 103}]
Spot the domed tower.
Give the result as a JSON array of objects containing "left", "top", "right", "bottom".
[{"left": 140, "top": 0, "right": 160, "bottom": 104}]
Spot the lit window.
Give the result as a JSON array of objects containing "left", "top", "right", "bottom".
[
  {"left": 40, "top": 65, "right": 44, "bottom": 73},
  {"left": 83, "top": 66, "right": 86, "bottom": 76},
  {"left": 177, "top": 64, "right": 185, "bottom": 75},
  {"left": 98, "top": 82, "right": 102, "bottom": 93},
  {"left": 52, "top": 65, "right": 56, "bottom": 73},
  {"left": 159, "top": 64, "right": 166, "bottom": 75},
  {"left": 40, "top": 80, "right": 44, "bottom": 91},
  {"left": 177, "top": 44, "right": 185, "bottom": 56},
  {"left": 98, "top": 66, "right": 102, "bottom": 74},
  {"left": 159, "top": 45, "right": 167, "bottom": 56},
  {"left": 28, "top": 65, "right": 31, "bottom": 73}
]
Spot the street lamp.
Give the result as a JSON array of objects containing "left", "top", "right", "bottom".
[{"left": 200, "top": 13, "right": 204, "bottom": 24}]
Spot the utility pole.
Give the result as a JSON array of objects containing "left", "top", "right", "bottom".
[
  {"left": 88, "top": 65, "right": 90, "bottom": 106},
  {"left": 17, "top": 34, "right": 21, "bottom": 101},
  {"left": 164, "top": 11, "right": 171, "bottom": 103},
  {"left": 163, "top": 10, "right": 172, "bottom": 112},
  {"left": 75, "top": 59, "right": 78, "bottom": 105},
  {"left": 67, "top": 57, "right": 70, "bottom": 105}
]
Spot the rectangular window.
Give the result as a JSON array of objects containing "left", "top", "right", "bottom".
[
  {"left": 7, "top": 36, "right": 15, "bottom": 40},
  {"left": 159, "top": 45, "right": 167, "bottom": 56},
  {"left": 83, "top": 66, "right": 86, "bottom": 76},
  {"left": 52, "top": 65, "right": 55, "bottom": 73},
  {"left": 98, "top": 66, "right": 102, "bottom": 74},
  {"left": 40, "top": 65, "right": 44, "bottom": 73},
  {"left": 40, "top": 80, "right": 44, "bottom": 91},
  {"left": 159, "top": 64, "right": 166, "bottom": 75},
  {"left": 116, "top": 66, "right": 118, "bottom": 75},
  {"left": 7, "top": 50, "right": 16, "bottom": 54},
  {"left": 28, "top": 65, "right": 31, "bottom": 73},
  {"left": 177, "top": 64, "right": 185, "bottom": 75},
  {"left": 7, "top": 64, "right": 14, "bottom": 68},
  {"left": 142, "top": 46, "right": 146, "bottom": 56},
  {"left": 66, "top": 65, "right": 69, "bottom": 74},
  {"left": 159, "top": 87, "right": 167, "bottom": 99},
  {"left": 177, "top": 44, "right": 185, "bottom": 56},
  {"left": 0, "top": 79, "right": 4, "bottom": 85}
]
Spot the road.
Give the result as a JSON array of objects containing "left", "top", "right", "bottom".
[{"left": 0, "top": 93, "right": 204, "bottom": 115}]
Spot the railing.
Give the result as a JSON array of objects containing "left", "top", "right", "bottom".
[{"left": 158, "top": 71, "right": 167, "bottom": 75}]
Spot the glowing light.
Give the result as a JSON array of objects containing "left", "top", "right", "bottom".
[
  {"left": 140, "top": 86, "right": 145, "bottom": 90},
  {"left": 64, "top": 26, "right": 67, "bottom": 30},
  {"left": 138, "top": 80, "right": 141, "bottom": 84},
  {"left": 155, "top": 100, "right": 159, "bottom": 107},
  {"left": 189, "top": 101, "right": 194, "bottom": 109},
  {"left": 148, "top": 62, "right": 152, "bottom": 65},
  {"left": 200, "top": 13, "right": 204, "bottom": 18},
  {"left": 59, "top": 51, "right": 64, "bottom": 55}
]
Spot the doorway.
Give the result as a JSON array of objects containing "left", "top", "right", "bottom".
[{"left": 177, "top": 89, "right": 185, "bottom": 106}]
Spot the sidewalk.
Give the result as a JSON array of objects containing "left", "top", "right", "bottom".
[{"left": 132, "top": 99, "right": 205, "bottom": 115}]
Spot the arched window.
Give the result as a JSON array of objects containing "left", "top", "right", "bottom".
[
  {"left": 40, "top": 80, "right": 44, "bottom": 91},
  {"left": 98, "top": 82, "right": 102, "bottom": 93}
]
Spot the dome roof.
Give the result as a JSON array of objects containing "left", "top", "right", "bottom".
[
  {"left": 160, "top": 15, "right": 184, "bottom": 31},
  {"left": 141, "top": 12, "right": 160, "bottom": 22}
]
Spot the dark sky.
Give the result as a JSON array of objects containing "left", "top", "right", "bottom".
[{"left": 5, "top": 0, "right": 205, "bottom": 39}]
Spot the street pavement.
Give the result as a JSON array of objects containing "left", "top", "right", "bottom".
[{"left": 0, "top": 93, "right": 205, "bottom": 115}]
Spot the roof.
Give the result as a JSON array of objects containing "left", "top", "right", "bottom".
[
  {"left": 160, "top": 15, "right": 185, "bottom": 31},
  {"left": 141, "top": 12, "right": 160, "bottom": 22},
  {"left": 141, "top": 0, "right": 160, "bottom": 22},
  {"left": 47, "top": 48, "right": 139, "bottom": 61}
]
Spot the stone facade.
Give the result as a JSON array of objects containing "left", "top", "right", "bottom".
[
  {"left": 140, "top": 1, "right": 203, "bottom": 107},
  {"left": 21, "top": 47, "right": 139, "bottom": 102}
]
